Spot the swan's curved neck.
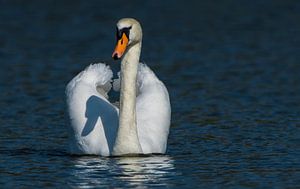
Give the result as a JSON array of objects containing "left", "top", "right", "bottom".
[{"left": 112, "top": 41, "right": 142, "bottom": 155}]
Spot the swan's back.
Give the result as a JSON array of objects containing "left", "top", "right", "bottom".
[{"left": 66, "top": 63, "right": 118, "bottom": 156}]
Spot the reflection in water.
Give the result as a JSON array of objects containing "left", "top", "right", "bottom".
[
  {"left": 68, "top": 156, "right": 177, "bottom": 188},
  {"left": 116, "top": 156, "right": 176, "bottom": 187}
]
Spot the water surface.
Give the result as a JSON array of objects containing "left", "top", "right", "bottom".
[{"left": 0, "top": 0, "right": 300, "bottom": 188}]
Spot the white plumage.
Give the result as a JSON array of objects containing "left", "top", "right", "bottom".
[
  {"left": 66, "top": 18, "right": 171, "bottom": 156},
  {"left": 66, "top": 63, "right": 117, "bottom": 156},
  {"left": 66, "top": 63, "right": 170, "bottom": 156}
]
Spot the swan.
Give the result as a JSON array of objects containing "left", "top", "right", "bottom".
[{"left": 66, "top": 18, "right": 171, "bottom": 156}]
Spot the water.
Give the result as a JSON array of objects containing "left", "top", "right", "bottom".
[{"left": 1, "top": 0, "right": 300, "bottom": 188}]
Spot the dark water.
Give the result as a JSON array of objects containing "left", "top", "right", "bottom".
[{"left": 1, "top": 0, "right": 300, "bottom": 188}]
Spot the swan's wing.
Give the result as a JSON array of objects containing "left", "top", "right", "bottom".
[
  {"left": 66, "top": 63, "right": 119, "bottom": 156},
  {"left": 66, "top": 63, "right": 113, "bottom": 100},
  {"left": 136, "top": 63, "right": 171, "bottom": 154}
]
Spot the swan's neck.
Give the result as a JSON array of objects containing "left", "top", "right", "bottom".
[{"left": 112, "top": 42, "right": 143, "bottom": 155}]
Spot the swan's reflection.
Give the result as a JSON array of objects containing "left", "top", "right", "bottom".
[
  {"left": 116, "top": 156, "right": 176, "bottom": 187},
  {"left": 68, "top": 155, "right": 176, "bottom": 188}
]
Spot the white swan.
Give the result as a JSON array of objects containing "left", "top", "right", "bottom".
[{"left": 66, "top": 18, "right": 171, "bottom": 156}]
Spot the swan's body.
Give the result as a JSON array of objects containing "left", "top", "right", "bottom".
[{"left": 66, "top": 18, "right": 171, "bottom": 156}]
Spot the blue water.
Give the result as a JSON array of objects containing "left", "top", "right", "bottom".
[{"left": 1, "top": 0, "right": 300, "bottom": 188}]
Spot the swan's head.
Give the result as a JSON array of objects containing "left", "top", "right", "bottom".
[{"left": 112, "top": 18, "right": 142, "bottom": 60}]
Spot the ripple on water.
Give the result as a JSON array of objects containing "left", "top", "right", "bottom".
[{"left": 0, "top": 0, "right": 300, "bottom": 188}]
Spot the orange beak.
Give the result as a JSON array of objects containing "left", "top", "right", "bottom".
[{"left": 112, "top": 33, "right": 129, "bottom": 60}]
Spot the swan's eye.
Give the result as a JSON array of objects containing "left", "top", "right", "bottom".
[
  {"left": 116, "top": 27, "right": 122, "bottom": 40},
  {"left": 116, "top": 26, "right": 132, "bottom": 40}
]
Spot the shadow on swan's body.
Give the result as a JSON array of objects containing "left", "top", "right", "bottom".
[
  {"left": 66, "top": 18, "right": 171, "bottom": 156},
  {"left": 82, "top": 95, "right": 118, "bottom": 153}
]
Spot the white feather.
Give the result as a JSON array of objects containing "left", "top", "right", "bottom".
[
  {"left": 136, "top": 64, "right": 171, "bottom": 154},
  {"left": 66, "top": 63, "right": 118, "bottom": 156}
]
